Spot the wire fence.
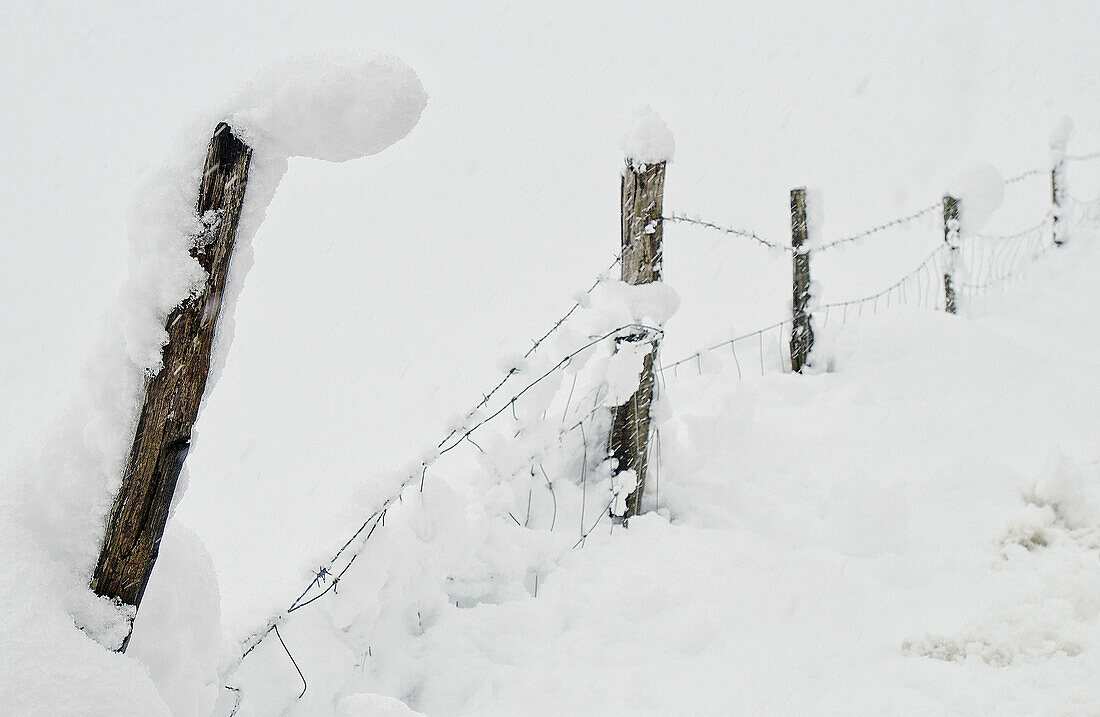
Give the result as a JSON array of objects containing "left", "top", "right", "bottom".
[{"left": 219, "top": 151, "right": 1098, "bottom": 715}]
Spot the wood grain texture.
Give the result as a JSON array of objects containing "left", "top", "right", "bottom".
[
  {"left": 789, "top": 187, "right": 814, "bottom": 372},
  {"left": 91, "top": 124, "right": 252, "bottom": 635},
  {"left": 609, "top": 160, "right": 665, "bottom": 520},
  {"left": 1052, "top": 163, "right": 1065, "bottom": 246},
  {"left": 942, "top": 195, "right": 959, "bottom": 315}
]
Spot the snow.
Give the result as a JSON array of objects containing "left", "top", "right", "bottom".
[
  {"left": 229, "top": 55, "right": 427, "bottom": 163},
  {"left": 1028, "top": 450, "right": 1100, "bottom": 530},
  {"left": 0, "top": 53, "right": 426, "bottom": 716},
  {"left": 946, "top": 161, "right": 1005, "bottom": 237},
  {"left": 128, "top": 524, "right": 232, "bottom": 717},
  {"left": 2, "top": 4, "right": 1099, "bottom": 717},
  {"left": 621, "top": 106, "right": 675, "bottom": 166},
  {"left": 1049, "top": 115, "right": 1075, "bottom": 166},
  {"left": 215, "top": 208, "right": 1100, "bottom": 715},
  {"left": 804, "top": 185, "right": 825, "bottom": 250}
]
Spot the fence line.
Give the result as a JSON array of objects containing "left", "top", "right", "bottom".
[
  {"left": 661, "top": 153, "right": 1095, "bottom": 256},
  {"left": 225, "top": 315, "right": 661, "bottom": 694},
  {"left": 219, "top": 146, "right": 1098, "bottom": 715},
  {"left": 659, "top": 245, "right": 949, "bottom": 378}
]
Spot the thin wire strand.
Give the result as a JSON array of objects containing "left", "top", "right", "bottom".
[
  {"left": 662, "top": 213, "right": 792, "bottom": 252},
  {"left": 437, "top": 254, "right": 622, "bottom": 450},
  {"left": 816, "top": 202, "right": 943, "bottom": 252}
]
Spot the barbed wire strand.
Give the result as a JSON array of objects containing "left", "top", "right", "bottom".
[
  {"left": 1004, "top": 167, "right": 1045, "bottom": 185},
  {"left": 816, "top": 202, "right": 943, "bottom": 252},
  {"left": 225, "top": 320, "right": 660, "bottom": 709},
  {"left": 437, "top": 253, "right": 623, "bottom": 450},
  {"left": 662, "top": 213, "right": 793, "bottom": 252}
]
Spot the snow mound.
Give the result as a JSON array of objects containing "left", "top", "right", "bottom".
[
  {"left": 621, "top": 106, "right": 674, "bottom": 166},
  {"left": 231, "top": 54, "right": 427, "bottom": 163},
  {"left": 128, "top": 523, "right": 232, "bottom": 717},
  {"left": 946, "top": 160, "right": 1004, "bottom": 237},
  {"left": 1028, "top": 450, "right": 1100, "bottom": 530},
  {"left": 1049, "top": 115, "right": 1074, "bottom": 166}
]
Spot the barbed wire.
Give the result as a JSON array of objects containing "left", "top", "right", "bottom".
[
  {"left": 816, "top": 202, "right": 944, "bottom": 252},
  {"left": 223, "top": 319, "right": 660, "bottom": 707},
  {"left": 662, "top": 213, "right": 793, "bottom": 252},
  {"left": 436, "top": 253, "right": 623, "bottom": 451},
  {"left": 1066, "top": 150, "right": 1100, "bottom": 163},
  {"left": 1004, "top": 167, "right": 1045, "bottom": 185}
]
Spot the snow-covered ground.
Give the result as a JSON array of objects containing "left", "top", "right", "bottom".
[
  {"left": 2, "top": 2, "right": 1099, "bottom": 715},
  {"left": 211, "top": 210, "right": 1100, "bottom": 716}
]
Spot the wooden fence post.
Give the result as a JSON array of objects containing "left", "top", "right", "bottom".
[
  {"left": 91, "top": 123, "right": 252, "bottom": 649},
  {"left": 942, "top": 194, "right": 960, "bottom": 314},
  {"left": 1052, "top": 160, "right": 1066, "bottom": 246},
  {"left": 789, "top": 187, "right": 814, "bottom": 372},
  {"left": 609, "top": 158, "right": 665, "bottom": 521}
]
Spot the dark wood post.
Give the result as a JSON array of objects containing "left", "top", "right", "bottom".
[
  {"left": 609, "top": 159, "right": 665, "bottom": 521},
  {"left": 91, "top": 123, "right": 252, "bottom": 649},
  {"left": 789, "top": 187, "right": 814, "bottom": 372},
  {"left": 942, "top": 194, "right": 960, "bottom": 314},
  {"left": 1052, "top": 160, "right": 1066, "bottom": 246}
]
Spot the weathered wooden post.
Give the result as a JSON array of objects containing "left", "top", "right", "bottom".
[
  {"left": 789, "top": 187, "right": 814, "bottom": 372},
  {"left": 1049, "top": 117, "right": 1072, "bottom": 247},
  {"left": 1051, "top": 160, "right": 1066, "bottom": 246},
  {"left": 91, "top": 123, "right": 251, "bottom": 649},
  {"left": 609, "top": 158, "right": 665, "bottom": 521},
  {"left": 942, "top": 194, "right": 960, "bottom": 314}
]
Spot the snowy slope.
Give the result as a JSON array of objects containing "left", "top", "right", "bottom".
[
  {"left": 205, "top": 208, "right": 1099, "bottom": 716},
  {"left": 2, "top": 2, "right": 1099, "bottom": 716}
]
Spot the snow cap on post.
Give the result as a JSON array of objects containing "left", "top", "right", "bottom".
[
  {"left": 621, "top": 106, "right": 674, "bottom": 169},
  {"left": 945, "top": 161, "right": 1004, "bottom": 238},
  {"left": 229, "top": 54, "right": 428, "bottom": 163},
  {"left": 1049, "top": 115, "right": 1074, "bottom": 167}
]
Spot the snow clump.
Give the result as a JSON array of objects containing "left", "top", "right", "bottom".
[
  {"left": 621, "top": 106, "right": 675, "bottom": 166},
  {"left": 946, "top": 160, "right": 1004, "bottom": 237}
]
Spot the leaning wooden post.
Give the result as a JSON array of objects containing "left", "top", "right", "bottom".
[
  {"left": 609, "top": 158, "right": 665, "bottom": 521},
  {"left": 942, "top": 194, "right": 960, "bottom": 314},
  {"left": 789, "top": 187, "right": 814, "bottom": 372},
  {"left": 91, "top": 123, "right": 252, "bottom": 649},
  {"left": 1051, "top": 159, "right": 1066, "bottom": 246}
]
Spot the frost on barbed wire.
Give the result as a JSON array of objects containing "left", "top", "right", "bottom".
[{"left": 226, "top": 272, "right": 682, "bottom": 713}]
